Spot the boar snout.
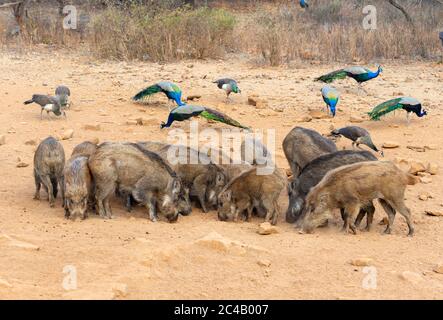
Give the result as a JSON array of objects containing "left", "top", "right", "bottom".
[
  {"left": 286, "top": 197, "right": 304, "bottom": 224},
  {"left": 65, "top": 197, "right": 88, "bottom": 220}
]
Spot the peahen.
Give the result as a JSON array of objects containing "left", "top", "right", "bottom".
[
  {"left": 331, "top": 126, "right": 383, "bottom": 156},
  {"left": 132, "top": 81, "right": 184, "bottom": 107},
  {"left": 161, "top": 104, "right": 250, "bottom": 130},
  {"left": 315, "top": 66, "right": 382, "bottom": 91},
  {"left": 321, "top": 85, "right": 340, "bottom": 117},
  {"left": 24, "top": 94, "right": 66, "bottom": 120},
  {"left": 367, "top": 97, "right": 427, "bottom": 125},
  {"left": 55, "top": 85, "right": 71, "bottom": 108},
  {"left": 299, "top": 0, "right": 309, "bottom": 8},
  {"left": 213, "top": 78, "right": 241, "bottom": 101}
]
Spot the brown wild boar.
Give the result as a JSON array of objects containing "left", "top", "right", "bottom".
[
  {"left": 33, "top": 136, "right": 65, "bottom": 207},
  {"left": 63, "top": 156, "right": 94, "bottom": 220},
  {"left": 71, "top": 141, "right": 97, "bottom": 158},
  {"left": 302, "top": 161, "right": 418, "bottom": 236},
  {"left": 138, "top": 142, "right": 227, "bottom": 212},
  {"left": 283, "top": 127, "right": 337, "bottom": 177},
  {"left": 88, "top": 142, "right": 185, "bottom": 222},
  {"left": 217, "top": 168, "right": 286, "bottom": 225}
]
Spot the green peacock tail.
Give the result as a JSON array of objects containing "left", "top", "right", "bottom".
[
  {"left": 200, "top": 108, "right": 250, "bottom": 130},
  {"left": 132, "top": 84, "right": 162, "bottom": 101},
  {"left": 315, "top": 69, "right": 348, "bottom": 83},
  {"left": 367, "top": 98, "right": 403, "bottom": 121}
]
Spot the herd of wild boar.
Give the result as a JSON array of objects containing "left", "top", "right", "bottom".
[{"left": 33, "top": 126, "right": 419, "bottom": 236}]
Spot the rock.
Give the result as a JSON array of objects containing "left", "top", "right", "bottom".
[
  {"left": 424, "top": 144, "right": 437, "bottom": 151},
  {"left": 272, "top": 106, "right": 284, "bottom": 113},
  {"left": 297, "top": 115, "right": 312, "bottom": 122},
  {"left": 112, "top": 283, "right": 128, "bottom": 299},
  {"left": 426, "top": 163, "right": 438, "bottom": 175},
  {"left": 61, "top": 129, "right": 74, "bottom": 140},
  {"left": 126, "top": 120, "right": 138, "bottom": 126},
  {"left": 407, "top": 145, "right": 426, "bottom": 152},
  {"left": 186, "top": 95, "right": 201, "bottom": 101},
  {"left": 196, "top": 232, "right": 268, "bottom": 255},
  {"left": 309, "top": 110, "right": 329, "bottom": 119},
  {"left": 420, "top": 176, "right": 432, "bottom": 184},
  {"left": 425, "top": 210, "right": 443, "bottom": 217},
  {"left": 408, "top": 160, "right": 426, "bottom": 175},
  {"left": 247, "top": 96, "right": 258, "bottom": 106},
  {"left": 0, "top": 135, "right": 5, "bottom": 145},
  {"left": 350, "top": 258, "right": 374, "bottom": 267},
  {"left": 433, "top": 264, "right": 443, "bottom": 274},
  {"left": 25, "top": 139, "right": 37, "bottom": 146},
  {"left": 382, "top": 142, "right": 399, "bottom": 149},
  {"left": 257, "top": 259, "right": 271, "bottom": 267},
  {"left": 16, "top": 162, "right": 29, "bottom": 168},
  {"left": 84, "top": 124, "right": 101, "bottom": 131},
  {"left": 257, "top": 222, "right": 279, "bottom": 235},
  {"left": 0, "top": 278, "right": 12, "bottom": 288},
  {"left": 349, "top": 115, "right": 365, "bottom": 123},
  {"left": 399, "top": 271, "right": 423, "bottom": 284},
  {"left": 88, "top": 137, "right": 100, "bottom": 145},
  {"left": 418, "top": 193, "right": 430, "bottom": 201}
]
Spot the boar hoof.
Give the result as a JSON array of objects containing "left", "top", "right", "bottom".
[
  {"left": 49, "top": 202, "right": 55, "bottom": 208},
  {"left": 383, "top": 227, "right": 391, "bottom": 235},
  {"left": 33, "top": 195, "right": 40, "bottom": 200}
]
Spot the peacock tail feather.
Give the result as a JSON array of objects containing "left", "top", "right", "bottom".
[
  {"left": 132, "top": 84, "right": 163, "bottom": 101},
  {"left": 200, "top": 108, "right": 250, "bottom": 130},
  {"left": 315, "top": 69, "right": 348, "bottom": 83},
  {"left": 367, "top": 98, "right": 404, "bottom": 121}
]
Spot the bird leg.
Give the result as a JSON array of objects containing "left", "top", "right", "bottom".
[
  {"left": 40, "top": 108, "right": 44, "bottom": 120},
  {"left": 358, "top": 83, "right": 368, "bottom": 95},
  {"left": 406, "top": 112, "right": 410, "bottom": 126}
]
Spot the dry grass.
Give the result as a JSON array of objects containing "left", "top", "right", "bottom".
[{"left": 0, "top": 0, "right": 442, "bottom": 64}]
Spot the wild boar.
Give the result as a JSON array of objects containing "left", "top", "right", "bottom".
[
  {"left": 63, "top": 156, "right": 94, "bottom": 220},
  {"left": 240, "top": 136, "right": 272, "bottom": 166},
  {"left": 88, "top": 142, "right": 185, "bottom": 222},
  {"left": 302, "top": 161, "right": 418, "bottom": 236},
  {"left": 286, "top": 150, "right": 378, "bottom": 227},
  {"left": 71, "top": 141, "right": 97, "bottom": 158},
  {"left": 283, "top": 127, "right": 337, "bottom": 177},
  {"left": 33, "top": 136, "right": 65, "bottom": 207},
  {"left": 217, "top": 168, "right": 286, "bottom": 225},
  {"left": 138, "top": 142, "right": 227, "bottom": 212}
]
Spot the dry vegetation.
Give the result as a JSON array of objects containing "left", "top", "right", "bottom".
[{"left": 0, "top": 0, "right": 442, "bottom": 63}]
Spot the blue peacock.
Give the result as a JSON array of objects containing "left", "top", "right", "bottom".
[
  {"left": 315, "top": 65, "right": 382, "bottom": 87},
  {"left": 132, "top": 81, "right": 184, "bottom": 107},
  {"left": 299, "top": 0, "right": 309, "bottom": 8},
  {"left": 321, "top": 85, "right": 340, "bottom": 117},
  {"left": 368, "top": 97, "right": 427, "bottom": 125},
  {"left": 161, "top": 104, "right": 250, "bottom": 130}
]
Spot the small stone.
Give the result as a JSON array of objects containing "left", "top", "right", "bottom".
[
  {"left": 418, "top": 194, "right": 429, "bottom": 201},
  {"left": 25, "top": 139, "right": 37, "bottom": 146},
  {"left": 16, "top": 162, "right": 29, "bottom": 168},
  {"left": 247, "top": 96, "right": 258, "bottom": 106},
  {"left": 399, "top": 271, "right": 423, "bottom": 284},
  {"left": 382, "top": 142, "right": 399, "bottom": 149},
  {"left": 84, "top": 124, "right": 101, "bottom": 131},
  {"left": 273, "top": 106, "right": 284, "bottom": 113},
  {"left": 126, "top": 120, "right": 138, "bottom": 126},
  {"left": 425, "top": 210, "right": 443, "bottom": 217},
  {"left": 349, "top": 115, "right": 365, "bottom": 123},
  {"left": 61, "top": 129, "right": 74, "bottom": 140},
  {"left": 257, "top": 222, "right": 279, "bottom": 235},
  {"left": 426, "top": 163, "right": 438, "bottom": 175},
  {"left": 409, "top": 161, "right": 426, "bottom": 175},
  {"left": 407, "top": 145, "right": 426, "bottom": 152},
  {"left": 420, "top": 176, "right": 432, "bottom": 184},
  {"left": 297, "top": 115, "right": 312, "bottom": 122},
  {"left": 424, "top": 144, "right": 437, "bottom": 151},
  {"left": 186, "top": 95, "right": 201, "bottom": 101},
  {"left": 309, "top": 110, "right": 330, "bottom": 119},
  {"left": 0, "top": 135, "right": 5, "bottom": 145},
  {"left": 257, "top": 259, "right": 271, "bottom": 267},
  {"left": 350, "top": 258, "right": 373, "bottom": 267},
  {"left": 112, "top": 283, "right": 128, "bottom": 299},
  {"left": 433, "top": 264, "right": 443, "bottom": 274}
]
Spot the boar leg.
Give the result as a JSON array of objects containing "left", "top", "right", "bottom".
[
  {"left": 262, "top": 197, "right": 278, "bottom": 225},
  {"left": 343, "top": 203, "right": 360, "bottom": 235},
  {"left": 33, "top": 171, "right": 42, "bottom": 200},
  {"left": 379, "top": 199, "right": 396, "bottom": 235},
  {"left": 388, "top": 198, "right": 414, "bottom": 237},
  {"left": 364, "top": 204, "right": 375, "bottom": 232},
  {"left": 193, "top": 175, "right": 209, "bottom": 213},
  {"left": 42, "top": 175, "right": 55, "bottom": 207},
  {"left": 58, "top": 175, "right": 65, "bottom": 208},
  {"left": 271, "top": 200, "right": 280, "bottom": 225},
  {"left": 95, "top": 182, "right": 115, "bottom": 218}
]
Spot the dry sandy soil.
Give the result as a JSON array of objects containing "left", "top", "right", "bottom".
[{"left": 0, "top": 49, "right": 442, "bottom": 299}]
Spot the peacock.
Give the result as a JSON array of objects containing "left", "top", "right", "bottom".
[
  {"left": 24, "top": 94, "right": 66, "bottom": 120},
  {"left": 299, "top": 0, "right": 309, "bottom": 8},
  {"left": 132, "top": 81, "right": 184, "bottom": 107},
  {"left": 367, "top": 97, "right": 427, "bottom": 125},
  {"left": 161, "top": 104, "right": 250, "bottom": 130},
  {"left": 315, "top": 66, "right": 382, "bottom": 89},
  {"left": 331, "top": 126, "right": 383, "bottom": 156},
  {"left": 213, "top": 78, "right": 241, "bottom": 101},
  {"left": 321, "top": 85, "right": 340, "bottom": 117},
  {"left": 55, "top": 85, "right": 71, "bottom": 108}
]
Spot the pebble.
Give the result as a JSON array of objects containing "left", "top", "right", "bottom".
[{"left": 257, "top": 222, "right": 279, "bottom": 235}]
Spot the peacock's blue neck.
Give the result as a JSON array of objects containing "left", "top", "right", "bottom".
[{"left": 368, "top": 68, "right": 381, "bottom": 80}]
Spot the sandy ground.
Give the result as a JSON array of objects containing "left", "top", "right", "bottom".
[{"left": 0, "top": 49, "right": 442, "bottom": 299}]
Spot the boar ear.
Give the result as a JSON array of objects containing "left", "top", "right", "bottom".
[
  {"left": 216, "top": 172, "right": 225, "bottom": 185},
  {"left": 172, "top": 179, "right": 181, "bottom": 196}
]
